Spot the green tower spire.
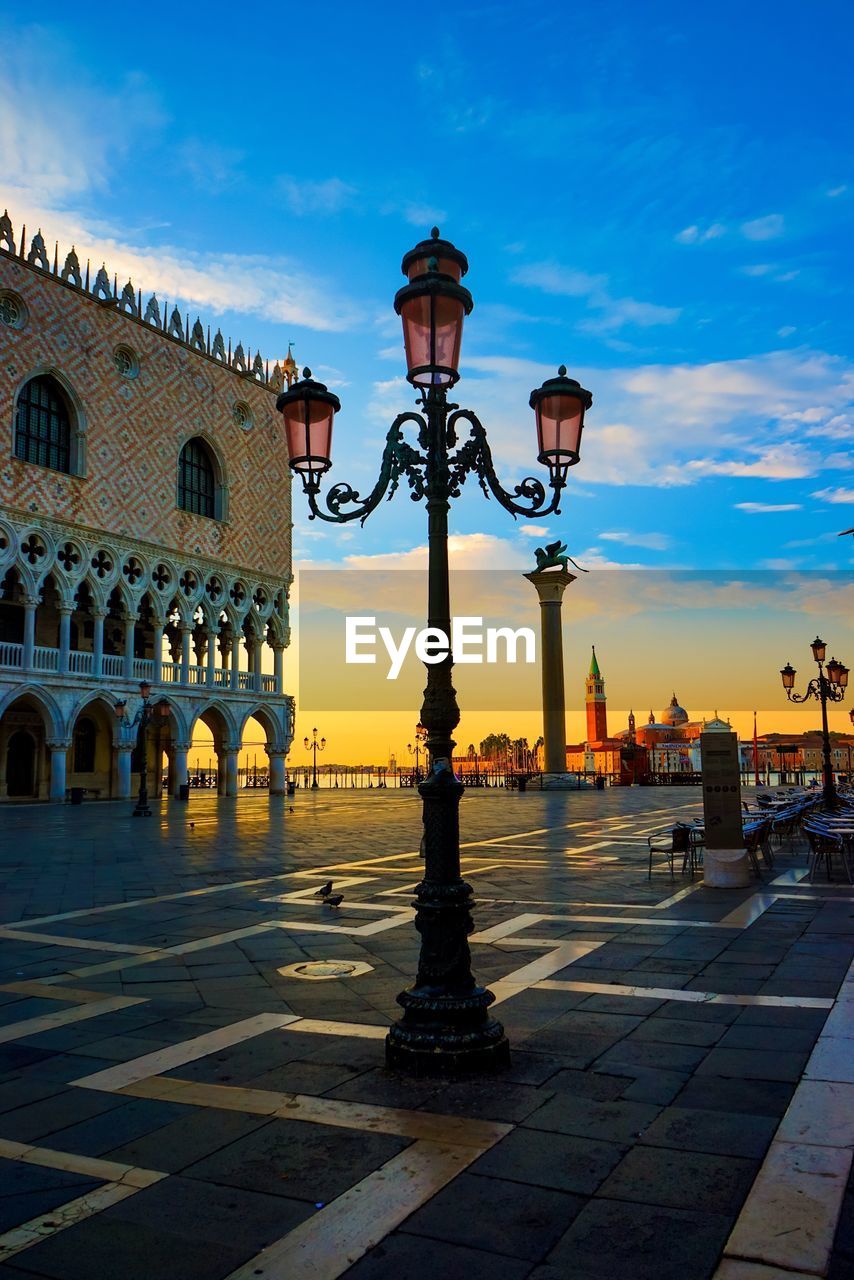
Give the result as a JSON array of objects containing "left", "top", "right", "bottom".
[{"left": 589, "top": 646, "right": 601, "bottom": 678}]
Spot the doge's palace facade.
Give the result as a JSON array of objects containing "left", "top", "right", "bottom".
[{"left": 0, "top": 211, "right": 295, "bottom": 801}]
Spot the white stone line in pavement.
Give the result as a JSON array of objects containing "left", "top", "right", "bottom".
[
  {"left": 1, "top": 872, "right": 296, "bottom": 929},
  {"left": 72, "top": 1013, "right": 301, "bottom": 1092},
  {"left": 0, "top": 1139, "right": 166, "bottom": 1265},
  {"left": 0, "top": 995, "right": 147, "bottom": 1045},
  {"left": 0, "top": 1138, "right": 165, "bottom": 1188},
  {"left": 715, "top": 953, "right": 854, "bottom": 1279},
  {"left": 490, "top": 940, "right": 608, "bottom": 1005},
  {"left": 0, "top": 927, "right": 158, "bottom": 954},
  {"left": 0, "top": 1183, "right": 154, "bottom": 1264},
  {"left": 222, "top": 1140, "right": 491, "bottom": 1280},
  {"left": 535, "top": 979, "right": 834, "bottom": 1009}
]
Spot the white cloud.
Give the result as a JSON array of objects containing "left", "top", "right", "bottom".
[
  {"left": 0, "top": 35, "right": 359, "bottom": 333},
  {"left": 827, "top": 185, "right": 848, "bottom": 198},
  {"left": 734, "top": 503, "right": 803, "bottom": 514},
  {"left": 675, "top": 223, "right": 726, "bottom": 244},
  {"left": 811, "top": 487, "right": 854, "bottom": 505},
  {"left": 511, "top": 261, "right": 680, "bottom": 332},
  {"left": 685, "top": 447, "right": 819, "bottom": 481},
  {"left": 276, "top": 176, "right": 357, "bottom": 216},
  {"left": 599, "top": 530, "right": 671, "bottom": 550},
  {"left": 778, "top": 326, "right": 796, "bottom": 337},
  {"left": 741, "top": 213, "right": 785, "bottom": 241},
  {"left": 402, "top": 202, "right": 447, "bottom": 228},
  {"left": 519, "top": 524, "right": 550, "bottom": 537}
]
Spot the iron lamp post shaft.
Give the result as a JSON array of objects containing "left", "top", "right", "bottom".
[{"left": 279, "top": 230, "right": 591, "bottom": 1074}]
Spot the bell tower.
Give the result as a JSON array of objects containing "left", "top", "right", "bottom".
[{"left": 585, "top": 646, "right": 608, "bottom": 743}]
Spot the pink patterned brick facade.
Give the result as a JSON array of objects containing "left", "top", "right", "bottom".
[{"left": 0, "top": 255, "right": 292, "bottom": 581}]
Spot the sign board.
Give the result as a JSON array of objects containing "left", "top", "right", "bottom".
[{"left": 700, "top": 731, "right": 743, "bottom": 849}]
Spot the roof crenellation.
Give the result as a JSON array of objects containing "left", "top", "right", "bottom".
[{"left": 0, "top": 209, "right": 298, "bottom": 397}]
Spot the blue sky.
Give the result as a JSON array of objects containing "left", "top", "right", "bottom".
[{"left": 2, "top": 0, "right": 853, "bottom": 578}]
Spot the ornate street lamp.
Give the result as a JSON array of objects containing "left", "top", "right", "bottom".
[
  {"left": 304, "top": 727, "right": 326, "bottom": 789},
  {"left": 278, "top": 228, "right": 592, "bottom": 1075},
  {"left": 116, "top": 685, "right": 170, "bottom": 816},
  {"left": 407, "top": 723, "right": 427, "bottom": 783},
  {"left": 780, "top": 637, "right": 848, "bottom": 806}
]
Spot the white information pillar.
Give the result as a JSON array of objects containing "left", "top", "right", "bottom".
[{"left": 701, "top": 730, "right": 751, "bottom": 887}]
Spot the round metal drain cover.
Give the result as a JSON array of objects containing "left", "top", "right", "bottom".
[{"left": 277, "top": 959, "right": 373, "bottom": 981}]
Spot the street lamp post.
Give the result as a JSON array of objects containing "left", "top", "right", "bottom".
[
  {"left": 278, "top": 228, "right": 592, "bottom": 1075},
  {"left": 407, "top": 723, "right": 427, "bottom": 783},
  {"left": 304, "top": 727, "right": 326, "bottom": 789},
  {"left": 780, "top": 637, "right": 849, "bottom": 807},
  {"left": 116, "top": 682, "right": 171, "bottom": 816}
]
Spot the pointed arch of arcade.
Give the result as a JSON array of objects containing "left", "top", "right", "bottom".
[
  {"left": 188, "top": 701, "right": 239, "bottom": 796},
  {"left": 66, "top": 692, "right": 120, "bottom": 798},
  {"left": 0, "top": 684, "right": 65, "bottom": 801},
  {"left": 238, "top": 702, "right": 290, "bottom": 796}
]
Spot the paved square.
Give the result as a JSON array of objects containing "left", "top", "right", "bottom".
[{"left": 0, "top": 787, "right": 852, "bottom": 1279}]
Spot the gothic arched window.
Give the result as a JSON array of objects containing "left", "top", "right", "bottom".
[
  {"left": 178, "top": 439, "right": 217, "bottom": 518},
  {"left": 73, "top": 717, "right": 97, "bottom": 773},
  {"left": 15, "top": 376, "right": 72, "bottom": 473}
]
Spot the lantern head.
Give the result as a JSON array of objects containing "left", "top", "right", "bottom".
[
  {"left": 394, "top": 229, "right": 473, "bottom": 387},
  {"left": 277, "top": 369, "right": 340, "bottom": 477},
  {"left": 780, "top": 663, "right": 796, "bottom": 690},
  {"left": 811, "top": 636, "right": 827, "bottom": 664},
  {"left": 529, "top": 366, "right": 593, "bottom": 480}
]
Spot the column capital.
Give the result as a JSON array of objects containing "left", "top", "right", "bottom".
[
  {"left": 523, "top": 567, "right": 576, "bottom": 603},
  {"left": 46, "top": 738, "right": 71, "bottom": 751},
  {"left": 91, "top": 605, "right": 108, "bottom": 619},
  {"left": 23, "top": 592, "right": 41, "bottom": 609},
  {"left": 265, "top": 747, "right": 287, "bottom": 759}
]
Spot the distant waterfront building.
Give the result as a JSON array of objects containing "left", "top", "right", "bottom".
[
  {"left": 0, "top": 212, "right": 295, "bottom": 801},
  {"left": 567, "top": 649, "right": 733, "bottom": 782}
]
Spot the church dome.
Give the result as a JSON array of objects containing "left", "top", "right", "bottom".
[{"left": 661, "top": 693, "right": 689, "bottom": 726}]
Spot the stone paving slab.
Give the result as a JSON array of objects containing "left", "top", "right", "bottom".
[{"left": 0, "top": 788, "right": 850, "bottom": 1279}]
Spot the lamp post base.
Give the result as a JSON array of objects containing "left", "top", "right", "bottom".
[
  {"left": 132, "top": 803, "right": 152, "bottom": 817},
  {"left": 386, "top": 992, "right": 510, "bottom": 1076}
]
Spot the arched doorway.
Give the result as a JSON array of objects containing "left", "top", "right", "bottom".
[{"left": 7, "top": 729, "right": 36, "bottom": 796}]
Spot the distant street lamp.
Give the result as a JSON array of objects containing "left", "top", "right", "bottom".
[
  {"left": 781, "top": 636, "right": 849, "bottom": 806},
  {"left": 407, "top": 723, "right": 427, "bottom": 783},
  {"left": 115, "top": 682, "right": 170, "bottom": 816},
  {"left": 278, "top": 228, "right": 591, "bottom": 1074},
  {"left": 304, "top": 727, "right": 326, "bottom": 789}
]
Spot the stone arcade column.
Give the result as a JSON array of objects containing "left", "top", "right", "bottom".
[
  {"left": 58, "top": 606, "right": 72, "bottom": 675},
  {"left": 172, "top": 743, "right": 189, "bottom": 798},
  {"left": 524, "top": 565, "right": 578, "bottom": 787},
  {"left": 267, "top": 748, "right": 287, "bottom": 795},
  {"left": 22, "top": 595, "right": 38, "bottom": 671},
  {"left": 224, "top": 748, "right": 239, "bottom": 797},
  {"left": 206, "top": 628, "right": 219, "bottom": 687},
  {"left": 116, "top": 745, "right": 133, "bottom": 799},
  {"left": 152, "top": 622, "right": 164, "bottom": 686},
  {"left": 47, "top": 741, "right": 69, "bottom": 802},
  {"left": 92, "top": 608, "right": 106, "bottom": 678},
  {"left": 252, "top": 637, "right": 263, "bottom": 692},
  {"left": 122, "top": 615, "right": 135, "bottom": 680},
  {"left": 272, "top": 642, "right": 285, "bottom": 695},
  {"left": 179, "top": 625, "right": 192, "bottom": 685},
  {"left": 230, "top": 634, "right": 241, "bottom": 690}
]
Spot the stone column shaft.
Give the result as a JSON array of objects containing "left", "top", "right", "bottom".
[{"left": 524, "top": 568, "right": 576, "bottom": 776}]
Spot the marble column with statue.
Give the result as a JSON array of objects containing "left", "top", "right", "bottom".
[{"left": 524, "top": 542, "right": 591, "bottom": 790}]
